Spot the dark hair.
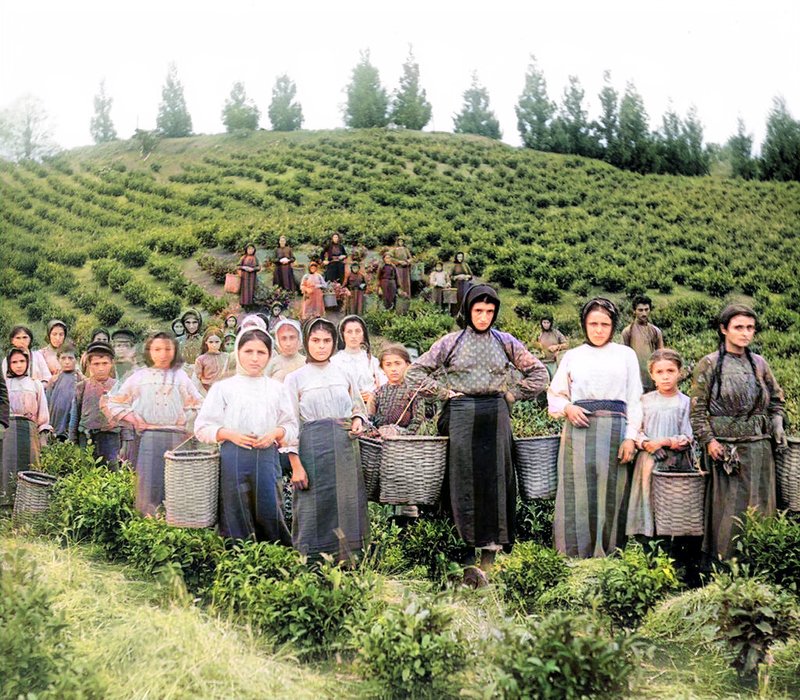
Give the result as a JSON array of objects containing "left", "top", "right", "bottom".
[
  {"left": 337, "top": 315, "right": 371, "bottom": 356},
  {"left": 9, "top": 325, "right": 34, "bottom": 347},
  {"left": 91, "top": 327, "right": 111, "bottom": 341},
  {"left": 303, "top": 317, "right": 337, "bottom": 362},
  {"left": 243, "top": 242, "right": 256, "bottom": 255},
  {"left": 201, "top": 327, "right": 223, "bottom": 354},
  {"left": 632, "top": 295, "right": 653, "bottom": 310},
  {"left": 580, "top": 297, "right": 619, "bottom": 340},
  {"left": 709, "top": 304, "right": 763, "bottom": 408},
  {"left": 6, "top": 348, "right": 29, "bottom": 377},
  {"left": 379, "top": 344, "right": 411, "bottom": 366},
  {"left": 47, "top": 320, "right": 67, "bottom": 343},
  {"left": 57, "top": 342, "right": 78, "bottom": 358},
  {"left": 648, "top": 348, "right": 682, "bottom": 371},
  {"left": 460, "top": 284, "right": 500, "bottom": 331},
  {"left": 143, "top": 332, "right": 182, "bottom": 369},
  {"left": 238, "top": 329, "right": 272, "bottom": 355}
]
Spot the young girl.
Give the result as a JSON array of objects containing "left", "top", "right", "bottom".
[
  {"left": 3, "top": 326, "right": 52, "bottom": 386},
  {"left": 377, "top": 254, "right": 398, "bottom": 310},
  {"left": 46, "top": 344, "right": 79, "bottom": 441},
  {"left": 2, "top": 349, "right": 51, "bottom": 506},
  {"left": 626, "top": 349, "right": 693, "bottom": 538},
  {"left": 195, "top": 328, "right": 297, "bottom": 542},
  {"left": 266, "top": 319, "right": 305, "bottom": 383},
  {"left": 330, "top": 315, "right": 386, "bottom": 410},
  {"left": 179, "top": 309, "right": 203, "bottom": 369},
  {"left": 267, "top": 303, "right": 286, "bottom": 334},
  {"left": 344, "top": 263, "right": 367, "bottom": 316},
  {"left": 193, "top": 327, "right": 230, "bottom": 393},
  {"left": 105, "top": 332, "right": 203, "bottom": 515},
  {"left": 41, "top": 319, "right": 69, "bottom": 377},
  {"left": 369, "top": 345, "right": 423, "bottom": 437},
  {"left": 300, "top": 262, "right": 325, "bottom": 320},
  {"left": 428, "top": 262, "right": 450, "bottom": 309},
  {"left": 283, "top": 317, "right": 369, "bottom": 561}
]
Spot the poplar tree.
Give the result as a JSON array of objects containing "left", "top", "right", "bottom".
[
  {"left": 268, "top": 74, "right": 304, "bottom": 131},
  {"left": 515, "top": 55, "right": 554, "bottom": 150},
  {"left": 344, "top": 50, "right": 389, "bottom": 128},
  {"left": 551, "top": 75, "right": 596, "bottom": 156},
  {"left": 453, "top": 73, "right": 501, "bottom": 140},
  {"left": 760, "top": 96, "right": 800, "bottom": 181},
  {"left": 90, "top": 80, "right": 117, "bottom": 143},
  {"left": 390, "top": 47, "right": 432, "bottom": 130},
  {"left": 596, "top": 70, "right": 620, "bottom": 163},
  {"left": 156, "top": 63, "right": 192, "bottom": 138},
  {"left": 616, "top": 82, "right": 654, "bottom": 174},
  {"left": 222, "top": 81, "right": 260, "bottom": 132},
  {"left": 727, "top": 118, "right": 757, "bottom": 179}
]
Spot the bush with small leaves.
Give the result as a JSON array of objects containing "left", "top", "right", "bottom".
[
  {"left": 494, "top": 541, "right": 569, "bottom": 614},
  {"left": 733, "top": 508, "right": 800, "bottom": 594}
]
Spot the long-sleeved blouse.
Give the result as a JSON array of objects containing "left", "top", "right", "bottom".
[
  {"left": 7, "top": 376, "right": 50, "bottom": 430},
  {"left": 194, "top": 374, "right": 298, "bottom": 445},
  {"left": 266, "top": 352, "right": 306, "bottom": 383},
  {"left": 3, "top": 351, "right": 52, "bottom": 385},
  {"left": 104, "top": 367, "right": 202, "bottom": 432},
  {"left": 330, "top": 349, "right": 387, "bottom": 394},
  {"left": 405, "top": 327, "right": 548, "bottom": 401},
  {"left": 636, "top": 391, "right": 692, "bottom": 448},
  {"left": 547, "top": 342, "right": 643, "bottom": 441}
]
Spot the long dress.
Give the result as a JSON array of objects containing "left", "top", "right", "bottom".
[
  {"left": 538, "top": 328, "right": 568, "bottom": 379},
  {"left": 548, "top": 342, "right": 643, "bottom": 558},
  {"left": 300, "top": 272, "right": 325, "bottom": 320},
  {"left": 393, "top": 245, "right": 413, "bottom": 298},
  {"left": 429, "top": 269, "right": 450, "bottom": 308},
  {"left": 690, "top": 350, "right": 784, "bottom": 559},
  {"left": 450, "top": 261, "right": 473, "bottom": 312},
  {"left": 195, "top": 373, "right": 298, "bottom": 542},
  {"left": 621, "top": 322, "right": 665, "bottom": 392},
  {"left": 378, "top": 264, "right": 398, "bottom": 310},
  {"left": 194, "top": 352, "right": 230, "bottom": 393},
  {"left": 345, "top": 272, "right": 367, "bottom": 316},
  {"left": 626, "top": 391, "right": 692, "bottom": 537},
  {"left": 406, "top": 327, "right": 549, "bottom": 548},
  {"left": 283, "top": 362, "right": 369, "bottom": 560},
  {"left": 2, "top": 376, "right": 50, "bottom": 506},
  {"left": 46, "top": 370, "right": 78, "bottom": 439},
  {"left": 323, "top": 242, "right": 347, "bottom": 284},
  {"left": 69, "top": 376, "right": 121, "bottom": 467},
  {"left": 272, "top": 245, "right": 297, "bottom": 292},
  {"left": 105, "top": 367, "right": 203, "bottom": 516},
  {"left": 330, "top": 349, "right": 387, "bottom": 400},
  {"left": 239, "top": 253, "right": 260, "bottom": 307}
]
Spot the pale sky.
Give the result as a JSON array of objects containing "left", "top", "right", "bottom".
[{"left": 1, "top": 0, "right": 797, "bottom": 153}]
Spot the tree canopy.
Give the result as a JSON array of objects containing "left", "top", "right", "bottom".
[
  {"left": 90, "top": 80, "right": 117, "bottom": 144},
  {"left": 268, "top": 75, "right": 304, "bottom": 132},
  {"left": 390, "top": 48, "right": 432, "bottom": 130},
  {"left": 222, "top": 81, "right": 260, "bottom": 133},
  {"left": 0, "top": 94, "right": 60, "bottom": 162},
  {"left": 453, "top": 73, "right": 501, "bottom": 140},
  {"left": 157, "top": 63, "right": 192, "bottom": 138},
  {"left": 344, "top": 50, "right": 389, "bottom": 129}
]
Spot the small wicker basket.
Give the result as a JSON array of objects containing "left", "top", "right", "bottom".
[
  {"left": 776, "top": 437, "right": 800, "bottom": 511},
  {"left": 379, "top": 435, "right": 448, "bottom": 505},
  {"left": 323, "top": 292, "right": 338, "bottom": 308},
  {"left": 13, "top": 471, "right": 58, "bottom": 525},
  {"left": 358, "top": 436, "right": 382, "bottom": 502},
  {"left": 513, "top": 435, "right": 560, "bottom": 501},
  {"left": 164, "top": 437, "right": 220, "bottom": 528},
  {"left": 652, "top": 470, "right": 708, "bottom": 537}
]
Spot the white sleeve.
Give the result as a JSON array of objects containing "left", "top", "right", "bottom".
[
  {"left": 194, "top": 382, "right": 226, "bottom": 443},
  {"left": 275, "top": 383, "right": 299, "bottom": 447},
  {"left": 282, "top": 372, "right": 301, "bottom": 454},
  {"left": 35, "top": 381, "right": 52, "bottom": 431},
  {"left": 624, "top": 348, "right": 644, "bottom": 441},
  {"left": 547, "top": 352, "right": 571, "bottom": 417}
]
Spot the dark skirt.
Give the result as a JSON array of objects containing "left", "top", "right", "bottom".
[
  {"left": 219, "top": 442, "right": 291, "bottom": 544},
  {"left": 380, "top": 280, "right": 397, "bottom": 309},
  {"left": 240, "top": 270, "right": 258, "bottom": 307},
  {"left": 325, "top": 261, "right": 345, "bottom": 284},
  {"left": 135, "top": 429, "right": 186, "bottom": 516},
  {"left": 273, "top": 263, "right": 297, "bottom": 292},
  {"left": 1, "top": 417, "right": 39, "bottom": 506},
  {"left": 431, "top": 287, "right": 444, "bottom": 307},
  {"left": 292, "top": 418, "right": 369, "bottom": 560},
  {"left": 554, "top": 411, "right": 631, "bottom": 557},
  {"left": 438, "top": 395, "right": 515, "bottom": 548},
  {"left": 79, "top": 430, "right": 121, "bottom": 469},
  {"left": 348, "top": 290, "right": 365, "bottom": 316},
  {"left": 456, "top": 279, "right": 472, "bottom": 310},
  {"left": 396, "top": 265, "right": 411, "bottom": 298}
]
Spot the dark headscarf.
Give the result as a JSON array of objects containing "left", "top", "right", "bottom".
[
  {"left": 180, "top": 309, "right": 202, "bottom": 334},
  {"left": 336, "top": 314, "right": 372, "bottom": 355},
  {"left": 47, "top": 319, "right": 67, "bottom": 344},
  {"left": 580, "top": 297, "right": 619, "bottom": 346},
  {"left": 5, "top": 348, "right": 29, "bottom": 378},
  {"left": 459, "top": 284, "right": 501, "bottom": 333},
  {"left": 90, "top": 327, "right": 111, "bottom": 343},
  {"left": 303, "top": 317, "right": 337, "bottom": 363}
]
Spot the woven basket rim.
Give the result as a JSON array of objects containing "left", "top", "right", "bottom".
[
  {"left": 383, "top": 435, "right": 448, "bottom": 443},
  {"left": 653, "top": 470, "right": 708, "bottom": 478},
  {"left": 17, "top": 470, "right": 58, "bottom": 486},
  {"left": 513, "top": 434, "right": 560, "bottom": 441},
  {"left": 786, "top": 435, "right": 800, "bottom": 444}
]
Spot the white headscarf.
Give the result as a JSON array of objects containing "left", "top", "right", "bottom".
[
  {"left": 271, "top": 318, "right": 303, "bottom": 356},
  {"left": 239, "top": 314, "right": 268, "bottom": 333},
  {"left": 232, "top": 326, "right": 273, "bottom": 377}
]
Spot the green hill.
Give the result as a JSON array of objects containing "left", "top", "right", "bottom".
[{"left": 2, "top": 129, "right": 799, "bottom": 416}]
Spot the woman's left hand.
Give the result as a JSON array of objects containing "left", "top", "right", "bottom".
[
  {"left": 350, "top": 417, "right": 364, "bottom": 435},
  {"left": 253, "top": 429, "right": 282, "bottom": 449},
  {"left": 618, "top": 438, "right": 636, "bottom": 463}
]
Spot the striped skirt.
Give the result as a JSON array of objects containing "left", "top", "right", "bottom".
[
  {"left": 554, "top": 411, "right": 631, "bottom": 558},
  {"left": 292, "top": 418, "right": 369, "bottom": 560},
  {"left": 439, "top": 395, "right": 515, "bottom": 548},
  {"left": 1, "top": 417, "right": 39, "bottom": 506},
  {"left": 135, "top": 429, "right": 187, "bottom": 516}
]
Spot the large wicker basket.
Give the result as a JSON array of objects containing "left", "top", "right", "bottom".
[
  {"left": 13, "top": 471, "right": 58, "bottom": 525},
  {"left": 652, "top": 470, "right": 708, "bottom": 536},
  {"left": 776, "top": 437, "right": 800, "bottom": 511},
  {"left": 358, "top": 436, "right": 382, "bottom": 502},
  {"left": 379, "top": 435, "right": 448, "bottom": 505},
  {"left": 514, "top": 435, "right": 560, "bottom": 501},
  {"left": 164, "top": 437, "right": 220, "bottom": 528}
]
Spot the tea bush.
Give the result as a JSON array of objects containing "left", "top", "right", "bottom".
[
  {"left": 493, "top": 541, "right": 569, "bottom": 614},
  {"left": 356, "top": 598, "right": 468, "bottom": 697},
  {"left": 510, "top": 401, "right": 562, "bottom": 438},
  {"left": 515, "top": 498, "right": 555, "bottom": 545},
  {"left": 732, "top": 508, "right": 800, "bottom": 594},
  {"left": 39, "top": 440, "right": 104, "bottom": 478},
  {"left": 399, "top": 515, "right": 468, "bottom": 584},
  {"left": 362, "top": 503, "right": 408, "bottom": 575}
]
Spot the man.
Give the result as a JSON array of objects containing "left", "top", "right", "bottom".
[{"left": 621, "top": 295, "right": 664, "bottom": 392}]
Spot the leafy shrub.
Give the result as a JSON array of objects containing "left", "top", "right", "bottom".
[
  {"left": 95, "top": 300, "right": 124, "bottom": 325},
  {"left": 515, "top": 498, "right": 555, "bottom": 546},
  {"left": 511, "top": 401, "right": 562, "bottom": 437},
  {"left": 651, "top": 297, "right": 718, "bottom": 335},
  {"left": 494, "top": 541, "right": 569, "bottom": 614},
  {"left": 490, "top": 611, "right": 641, "bottom": 700},
  {"left": 362, "top": 503, "right": 408, "bottom": 574},
  {"left": 107, "top": 265, "right": 132, "bottom": 292},
  {"left": 399, "top": 515, "right": 468, "bottom": 583},
  {"left": 121, "top": 279, "right": 149, "bottom": 306},
  {"left": 146, "top": 292, "right": 181, "bottom": 320},
  {"left": 356, "top": 598, "right": 467, "bottom": 697},
  {"left": 39, "top": 440, "right": 104, "bottom": 478},
  {"left": 598, "top": 542, "right": 681, "bottom": 629},
  {"left": 529, "top": 279, "right": 562, "bottom": 304},
  {"left": 113, "top": 244, "right": 150, "bottom": 267},
  {"left": 733, "top": 508, "right": 800, "bottom": 594}
]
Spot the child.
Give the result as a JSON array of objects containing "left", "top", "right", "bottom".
[
  {"left": 267, "top": 303, "right": 286, "bottom": 334},
  {"left": 193, "top": 327, "right": 230, "bottom": 393},
  {"left": 370, "top": 345, "right": 423, "bottom": 438},
  {"left": 428, "top": 262, "right": 450, "bottom": 310},
  {"left": 105, "top": 332, "right": 203, "bottom": 515},
  {"left": 3, "top": 326, "right": 52, "bottom": 386},
  {"left": 2, "top": 349, "right": 51, "bottom": 506},
  {"left": 46, "top": 343, "right": 79, "bottom": 441},
  {"left": 626, "top": 349, "right": 693, "bottom": 539},
  {"left": 79, "top": 328, "right": 111, "bottom": 375},
  {"left": 111, "top": 329, "right": 140, "bottom": 382},
  {"left": 70, "top": 341, "right": 122, "bottom": 468},
  {"left": 266, "top": 319, "right": 305, "bottom": 383},
  {"left": 330, "top": 315, "right": 386, "bottom": 411},
  {"left": 195, "top": 328, "right": 297, "bottom": 542}
]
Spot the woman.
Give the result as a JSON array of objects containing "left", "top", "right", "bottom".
[
  {"left": 429, "top": 262, "right": 450, "bottom": 310},
  {"left": 690, "top": 304, "right": 786, "bottom": 560},
  {"left": 548, "top": 297, "right": 642, "bottom": 558},
  {"left": 179, "top": 309, "right": 204, "bottom": 370},
  {"left": 2, "top": 326, "right": 51, "bottom": 386},
  {"left": 272, "top": 235, "right": 297, "bottom": 292},
  {"left": 450, "top": 252, "right": 473, "bottom": 316},
  {"left": 40, "top": 319, "right": 68, "bottom": 378},
  {"left": 344, "top": 263, "right": 367, "bottom": 316},
  {"left": 537, "top": 316, "right": 568, "bottom": 379},
  {"left": 283, "top": 317, "right": 369, "bottom": 561},
  {"left": 238, "top": 243, "right": 261, "bottom": 308},
  {"left": 193, "top": 327, "right": 230, "bottom": 393},
  {"left": 378, "top": 254, "right": 398, "bottom": 310},
  {"left": 406, "top": 285, "right": 548, "bottom": 583},
  {"left": 392, "top": 237, "right": 413, "bottom": 298},
  {"left": 300, "top": 262, "right": 326, "bottom": 321},
  {"left": 322, "top": 233, "right": 347, "bottom": 284},
  {"left": 266, "top": 319, "right": 306, "bottom": 383},
  {"left": 330, "top": 315, "right": 387, "bottom": 410}
]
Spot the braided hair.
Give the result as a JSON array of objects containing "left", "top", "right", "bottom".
[{"left": 709, "top": 304, "right": 764, "bottom": 411}]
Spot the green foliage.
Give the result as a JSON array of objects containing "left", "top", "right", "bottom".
[
  {"left": 390, "top": 48, "right": 432, "bottom": 131},
  {"left": 157, "top": 62, "right": 193, "bottom": 138},
  {"left": 494, "top": 541, "right": 569, "bottom": 614},
  {"left": 490, "top": 611, "right": 641, "bottom": 700},
  {"left": 515, "top": 498, "right": 555, "bottom": 546},
  {"left": 511, "top": 401, "right": 562, "bottom": 437},
  {"left": 39, "top": 440, "right": 104, "bottom": 478},
  {"left": 90, "top": 79, "right": 117, "bottom": 144},
  {"left": 345, "top": 50, "right": 389, "bottom": 129},
  {"left": 516, "top": 55, "right": 555, "bottom": 151},
  {"left": 268, "top": 74, "right": 303, "bottom": 131},
  {"left": 365, "top": 301, "right": 453, "bottom": 353},
  {"left": 356, "top": 598, "right": 467, "bottom": 697},
  {"left": 598, "top": 542, "right": 681, "bottom": 629},
  {"left": 399, "top": 516, "right": 467, "bottom": 584},
  {"left": 361, "top": 503, "right": 408, "bottom": 574},
  {"left": 453, "top": 72, "right": 501, "bottom": 140},
  {"left": 760, "top": 96, "right": 800, "bottom": 182},
  {"left": 733, "top": 508, "right": 800, "bottom": 594},
  {"left": 222, "top": 81, "right": 260, "bottom": 133}
]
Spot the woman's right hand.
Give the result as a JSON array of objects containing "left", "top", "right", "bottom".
[
  {"left": 292, "top": 463, "right": 309, "bottom": 490},
  {"left": 707, "top": 439, "right": 725, "bottom": 461},
  {"left": 220, "top": 430, "right": 257, "bottom": 449},
  {"left": 564, "top": 404, "right": 590, "bottom": 428}
]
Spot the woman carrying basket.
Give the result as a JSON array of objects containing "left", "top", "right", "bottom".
[{"left": 406, "top": 285, "right": 548, "bottom": 586}]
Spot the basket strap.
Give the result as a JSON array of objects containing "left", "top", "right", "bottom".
[{"left": 173, "top": 436, "right": 198, "bottom": 452}]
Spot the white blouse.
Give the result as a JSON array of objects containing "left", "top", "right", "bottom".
[
  {"left": 330, "top": 349, "right": 387, "bottom": 394},
  {"left": 547, "top": 342, "right": 643, "bottom": 441},
  {"left": 194, "top": 374, "right": 298, "bottom": 445},
  {"left": 7, "top": 376, "right": 51, "bottom": 430},
  {"left": 636, "top": 391, "right": 692, "bottom": 447}
]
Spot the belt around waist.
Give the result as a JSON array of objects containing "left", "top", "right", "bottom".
[{"left": 574, "top": 399, "right": 626, "bottom": 413}]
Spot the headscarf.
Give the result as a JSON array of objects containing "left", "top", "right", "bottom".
[
  {"left": 454, "top": 251, "right": 465, "bottom": 263},
  {"left": 272, "top": 318, "right": 303, "bottom": 356},
  {"left": 111, "top": 329, "right": 137, "bottom": 344},
  {"left": 171, "top": 319, "right": 185, "bottom": 337},
  {"left": 458, "top": 284, "right": 501, "bottom": 333},
  {"left": 201, "top": 327, "right": 223, "bottom": 354},
  {"left": 5, "top": 348, "right": 29, "bottom": 378},
  {"left": 90, "top": 327, "right": 111, "bottom": 343},
  {"left": 47, "top": 319, "right": 67, "bottom": 345},
  {"left": 336, "top": 314, "right": 372, "bottom": 355},
  {"left": 224, "top": 314, "right": 239, "bottom": 331},
  {"left": 232, "top": 327, "right": 272, "bottom": 377},
  {"left": 180, "top": 309, "right": 202, "bottom": 335},
  {"left": 303, "top": 317, "right": 337, "bottom": 363},
  {"left": 239, "top": 314, "right": 268, "bottom": 332},
  {"left": 580, "top": 297, "right": 619, "bottom": 347}
]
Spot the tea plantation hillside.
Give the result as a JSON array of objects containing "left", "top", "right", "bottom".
[{"left": 2, "top": 129, "right": 799, "bottom": 413}]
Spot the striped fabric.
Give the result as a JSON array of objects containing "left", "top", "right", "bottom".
[
  {"left": 292, "top": 418, "right": 369, "bottom": 560},
  {"left": 219, "top": 442, "right": 291, "bottom": 544},
  {"left": 439, "top": 395, "right": 515, "bottom": 548},
  {"left": 554, "top": 414, "right": 631, "bottom": 558},
  {"left": 1, "top": 416, "right": 39, "bottom": 506},
  {"left": 134, "top": 429, "right": 186, "bottom": 516}
]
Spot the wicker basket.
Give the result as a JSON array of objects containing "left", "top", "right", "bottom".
[
  {"left": 164, "top": 437, "right": 220, "bottom": 528},
  {"left": 323, "top": 292, "right": 338, "bottom": 308},
  {"left": 410, "top": 262, "right": 425, "bottom": 282},
  {"left": 776, "top": 437, "right": 800, "bottom": 511},
  {"left": 442, "top": 287, "right": 458, "bottom": 305},
  {"left": 13, "top": 471, "right": 58, "bottom": 525},
  {"left": 652, "top": 470, "right": 708, "bottom": 536},
  {"left": 514, "top": 435, "right": 560, "bottom": 501},
  {"left": 379, "top": 435, "right": 448, "bottom": 505},
  {"left": 224, "top": 272, "right": 241, "bottom": 294},
  {"left": 358, "top": 436, "right": 382, "bottom": 502}
]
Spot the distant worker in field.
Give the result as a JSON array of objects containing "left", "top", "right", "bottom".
[
  {"left": 272, "top": 235, "right": 297, "bottom": 293},
  {"left": 537, "top": 315, "right": 568, "bottom": 379},
  {"left": 428, "top": 261, "right": 450, "bottom": 310},
  {"left": 392, "top": 236, "right": 413, "bottom": 298},
  {"left": 238, "top": 243, "right": 261, "bottom": 308},
  {"left": 621, "top": 295, "right": 664, "bottom": 392},
  {"left": 322, "top": 232, "right": 347, "bottom": 284}
]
